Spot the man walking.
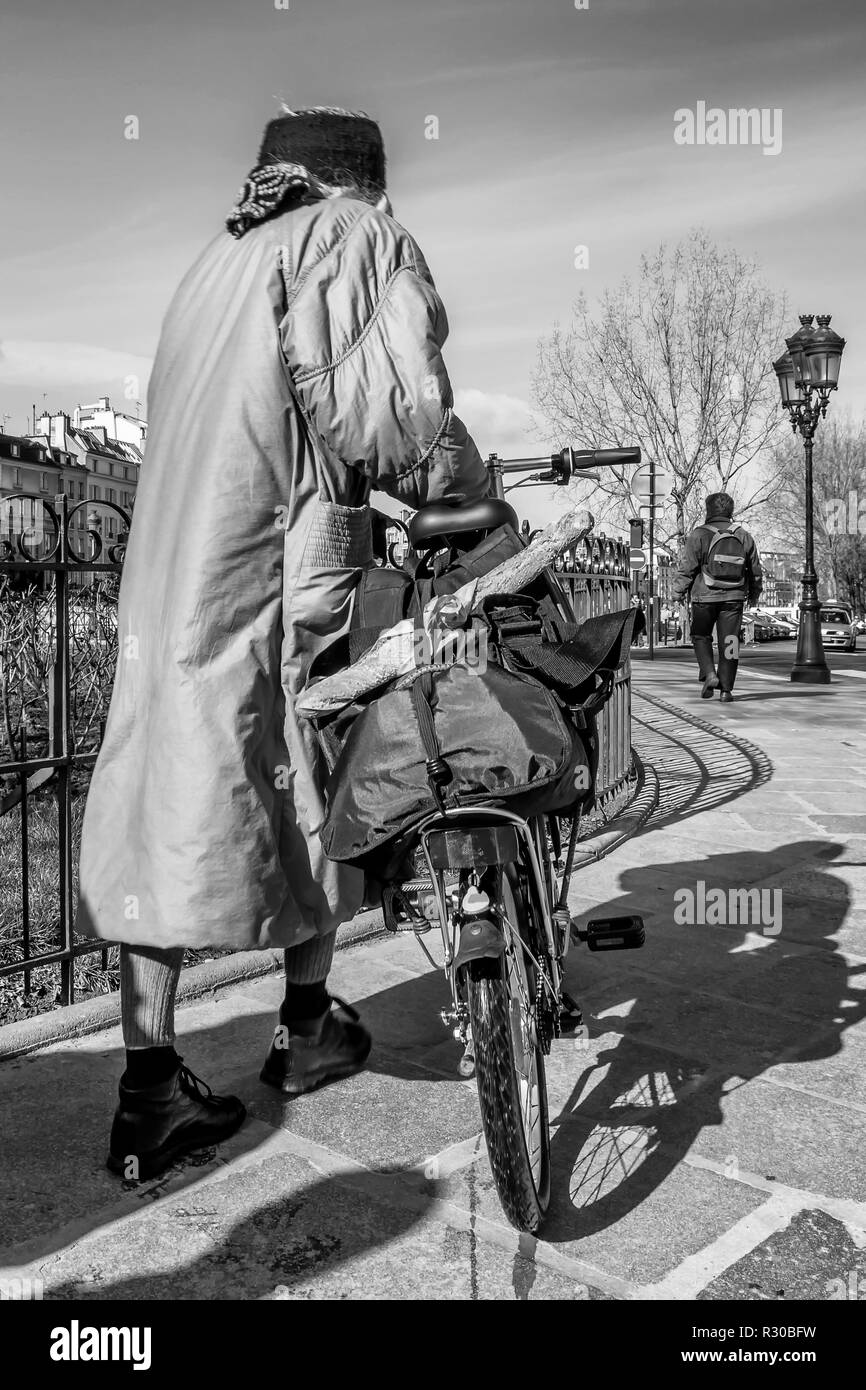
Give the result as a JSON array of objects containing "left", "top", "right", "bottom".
[
  {"left": 76, "top": 105, "right": 489, "bottom": 1179},
  {"left": 672, "top": 493, "right": 762, "bottom": 702}
]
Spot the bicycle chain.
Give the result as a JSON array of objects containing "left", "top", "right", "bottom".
[{"left": 534, "top": 963, "right": 557, "bottom": 1056}]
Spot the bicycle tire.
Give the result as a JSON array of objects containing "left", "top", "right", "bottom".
[{"left": 467, "top": 871, "right": 551, "bottom": 1233}]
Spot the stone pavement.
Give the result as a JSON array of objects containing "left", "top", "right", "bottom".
[{"left": 1, "top": 646, "right": 864, "bottom": 1300}]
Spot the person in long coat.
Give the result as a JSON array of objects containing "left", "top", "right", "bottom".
[{"left": 76, "top": 106, "right": 490, "bottom": 1179}]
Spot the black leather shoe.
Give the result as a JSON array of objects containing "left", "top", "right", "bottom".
[
  {"left": 107, "top": 1061, "right": 246, "bottom": 1180},
  {"left": 701, "top": 674, "right": 720, "bottom": 699},
  {"left": 719, "top": 690, "right": 734, "bottom": 702},
  {"left": 260, "top": 997, "right": 372, "bottom": 1096}
]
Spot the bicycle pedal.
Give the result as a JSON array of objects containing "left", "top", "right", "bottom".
[{"left": 578, "top": 914, "right": 646, "bottom": 952}]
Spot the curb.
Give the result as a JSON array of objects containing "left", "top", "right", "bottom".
[
  {"left": 0, "top": 766, "right": 659, "bottom": 1064},
  {"left": 571, "top": 752, "right": 659, "bottom": 868},
  {"left": 0, "top": 908, "right": 385, "bottom": 1063}
]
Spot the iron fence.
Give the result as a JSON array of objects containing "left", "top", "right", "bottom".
[
  {"left": 0, "top": 493, "right": 128, "bottom": 1005},
  {"left": 0, "top": 498, "right": 633, "bottom": 1008},
  {"left": 557, "top": 532, "right": 634, "bottom": 804}
]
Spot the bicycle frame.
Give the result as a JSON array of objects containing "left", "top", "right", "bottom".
[
  {"left": 414, "top": 804, "right": 565, "bottom": 1013},
  {"left": 389, "top": 510, "right": 593, "bottom": 1035}
]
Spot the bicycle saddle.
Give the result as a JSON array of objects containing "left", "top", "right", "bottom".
[{"left": 408, "top": 497, "right": 519, "bottom": 548}]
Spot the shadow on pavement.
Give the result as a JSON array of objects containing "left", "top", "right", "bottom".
[
  {"left": 630, "top": 691, "right": 772, "bottom": 833},
  {"left": 545, "top": 838, "right": 862, "bottom": 1243}
]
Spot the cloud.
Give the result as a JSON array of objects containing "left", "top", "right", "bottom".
[
  {"left": 0, "top": 340, "right": 153, "bottom": 396},
  {"left": 453, "top": 388, "right": 542, "bottom": 459}
]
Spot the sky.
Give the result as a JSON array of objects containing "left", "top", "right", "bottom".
[{"left": 1, "top": 0, "right": 865, "bottom": 529}]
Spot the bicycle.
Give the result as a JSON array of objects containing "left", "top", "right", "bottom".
[{"left": 375, "top": 446, "right": 648, "bottom": 1233}]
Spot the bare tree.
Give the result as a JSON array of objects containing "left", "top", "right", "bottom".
[
  {"left": 765, "top": 413, "right": 866, "bottom": 611},
  {"left": 533, "top": 229, "right": 788, "bottom": 545}
]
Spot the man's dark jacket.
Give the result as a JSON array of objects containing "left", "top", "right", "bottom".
[{"left": 672, "top": 516, "right": 763, "bottom": 606}]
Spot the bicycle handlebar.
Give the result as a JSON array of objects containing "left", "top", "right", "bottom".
[
  {"left": 490, "top": 445, "right": 641, "bottom": 486},
  {"left": 568, "top": 447, "right": 642, "bottom": 472}
]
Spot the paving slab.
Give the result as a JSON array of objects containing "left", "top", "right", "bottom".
[
  {"left": 683, "top": 1078, "right": 866, "bottom": 1203},
  {"left": 437, "top": 1120, "right": 766, "bottom": 1286},
  {"left": 698, "top": 1208, "right": 866, "bottom": 1302}
]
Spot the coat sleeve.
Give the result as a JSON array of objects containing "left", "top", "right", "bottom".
[
  {"left": 745, "top": 532, "right": 763, "bottom": 605},
  {"left": 280, "top": 206, "right": 490, "bottom": 510},
  {"left": 672, "top": 529, "right": 704, "bottom": 602}
]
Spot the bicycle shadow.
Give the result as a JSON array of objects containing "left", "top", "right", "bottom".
[{"left": 544, "top": 838, "right": 860, "bottom": 1243}]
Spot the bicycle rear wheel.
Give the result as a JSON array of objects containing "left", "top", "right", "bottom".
[{"left": 466, "top": 869, "right": 551, "bottom": 1232}]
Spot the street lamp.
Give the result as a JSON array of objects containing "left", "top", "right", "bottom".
[
  {"left": 773, "top": 313, "right": 846, "bottom": 684},
  {"left": 631, "top": 460, "right": 672, "bottom": 661}
]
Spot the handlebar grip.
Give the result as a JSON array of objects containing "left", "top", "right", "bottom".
[{"left": 569, "top": 447, "right": 641, "bottom": 471}]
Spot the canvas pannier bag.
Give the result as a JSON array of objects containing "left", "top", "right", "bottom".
[
  {"left": 318, "top": 660, "right": 591, "bottom": 879},
  {"left": 700, "top": 524, "right": 748, "bottom": 589}
]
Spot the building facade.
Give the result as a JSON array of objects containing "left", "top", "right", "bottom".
[
  {"left": 0, "top": 396, "right": 145, "bottom": 584},
  {"left": 36, "top": 400, "right": 143, "bottom": 548},
  {"left": 73, "top": 397, "right": 147, "bottom": 450},
  {"left": 759, "top": 551, "right": 800, "bottom": 607},
  {"left": 0, "top": 430, "right": 89, "bottom": 556}
]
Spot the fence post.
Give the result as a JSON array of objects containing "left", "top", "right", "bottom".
[{"left": 53, "top": 494, "right": 75, "bottom": 1005}]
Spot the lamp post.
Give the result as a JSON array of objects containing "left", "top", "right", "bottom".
[
  {"left": 631, "top": 460, "right": 672, "bottom": 661},
  {"left": 773, "top": 314, "right": 846, "bottom": 684}
]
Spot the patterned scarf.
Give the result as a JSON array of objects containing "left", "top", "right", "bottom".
[{"left": 226, "top": 162, "right": 326, "bottom": 239}]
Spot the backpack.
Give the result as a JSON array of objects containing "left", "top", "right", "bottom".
[{"left": 700, "top": 524, "right": 748, "bottom": 589}]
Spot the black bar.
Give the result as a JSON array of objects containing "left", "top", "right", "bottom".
[
  {"left": 0, "top": 938, "right": 119, "bottom": 978},
  {"left": 0, "top": 751, "right": 98, "bottom": 775},
  {"left": 20, "top": 723, "right": 31, "bottom": 996},
  {"left": 648, "top": 460, "right": 655, "bottom": 662}
]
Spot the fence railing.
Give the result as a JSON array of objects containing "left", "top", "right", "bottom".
[
  {"left": 0, "top": 498, "right": 633, "bottom": 1009},
  {"left": 1, "top": 493, "right": 128, "bottom": 1005},
  {"left": 557, "top": 532, "right": 634, "bottom": 803}
]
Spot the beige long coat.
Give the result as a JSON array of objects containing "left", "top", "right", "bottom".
[{"left": 76, "top": 194, "right": 488, "bottom": 950}]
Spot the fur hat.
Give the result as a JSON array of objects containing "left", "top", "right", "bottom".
[
  {"left": 258, "top": 106, "right": 385, "bottom": 191},
  {"left": 227, "top": 105, "right": 386, "bottom": 238}
]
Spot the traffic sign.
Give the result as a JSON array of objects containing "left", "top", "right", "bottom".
[
  {"left": 629, "top": 548, "right": 647, "bottom": 570},
  {"left": 632, "top": 465, "right": 672, "bottom": 500}
]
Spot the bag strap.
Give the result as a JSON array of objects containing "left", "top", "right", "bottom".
[
  {"left": 410, "top": 671, "right": 453, "bottom": 814},
  {"left": 703, "top": 523, "right": 745, "bottom": 550}
]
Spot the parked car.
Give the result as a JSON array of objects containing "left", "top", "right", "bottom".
[
  {"left": 747, "top": 611, "right": 775, "bottom": 643},
  {"left": 820, "top": 606, "right": 857, "bottom": 651},
  {"left": 752, "top": 610, "right": 788, "bottom": 640},
  {"left": 767, "top": 607, "right": 800, "bottom": 628}
]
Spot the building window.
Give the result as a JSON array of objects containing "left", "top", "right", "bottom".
[
  {"left": 11, "top": 444, "right": 19, "bottom": 458},
  {"left": 14, "top": 468, "right": 21, "bottom": 487},
  {"left": 41, "top": 473, "right": 48, "bottom": 491},
  {"left": 79, "top": 481, "right": 86, "bottom": 500},
  {"left": 90, "top": 485, "right": 100, "bottom": 500},
  {"left": 124, "top": 466, "right": 130, "bottom": 480}
]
